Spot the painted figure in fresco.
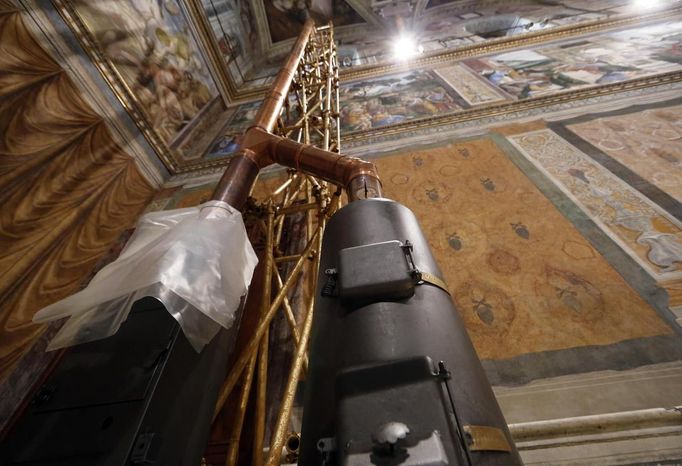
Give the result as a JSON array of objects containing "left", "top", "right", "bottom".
[
  {"left": 205, "top": 101, "right": 261, "bottom": 159},
  {"left": 75, "top": 0, "right": 215, "bottom": 143},
  {"left": 465, "top": 21, "right": 682, "bottom": 100},
  {"left": 569, "top": 169, "right": 682, "bottom": 273},
  {"left": 339, "top": 71, "right": 460, "bottom": 132}
]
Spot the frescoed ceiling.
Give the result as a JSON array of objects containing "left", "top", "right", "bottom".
[
  {"left": 31, "top": 0, "right": 682, "bottom": 175},
  {"left": 207, "top": 0, "right": 640, "bottom": 89}
]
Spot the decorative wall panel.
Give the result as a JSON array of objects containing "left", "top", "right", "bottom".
[
  {"left": 340, "top": 70, "right": 465, "bottom": 132},
  {"left": 206, "top": 100, "right": 260, "bottom": 159},
  {"left": 264, "top": 0, "right": 364, "bottom": 43},
  {"left": 334, "top": 17, "right": 682, "bottom": 158},
  {"left": 568, "top": 105, "right": 682, "bottom": 203},
  {"left": 52, "top": 0, "right": 227, "bottom": 170},
  {"left": 375, "top": 137, "right": 673, "bottom": 363},
  {"left": 508, "top": 129, "right": 682, "bottom": 282},
  {"left": 0, "top": 5, "right": 156, "bottom": 383},
  {"left": 434, "top": 63, "right": 506, "bottom": 106},
  {"left": 463, "top": 21, "right": 682, "bottom": 100},
  {"left": 68, "top": 0, "right": 218, "bottom": 143}
]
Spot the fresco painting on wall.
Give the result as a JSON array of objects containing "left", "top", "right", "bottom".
[
  {"left": 485, "top": 2, "right": 606, "bottom": 23},
  {"left": 265, "top": 0, "right": 364, "bottom": 43},
  {"left": 207, "top": 133, "right": 242, "bottom": 159},
  {"left": 463, "top": 21, "right": 682, "bottom": 99},
  {"left": 71, "top": 0, "right": 218, "bottom": 144},
  {"left": 335, "top": 20, "right": 682, "bottom": 140},
  {"left": 204, "top": 0, "right": 248, "bottom": 65},
  {"left": 203, "top": 0, "right": 261, "bottom": 85},
  {"left": 337, "top": 36, "right": 386, "bottom": 67},
  {"left": 434, "top": 64, "right": 505, "bottom": 106},
  {"left": 509, "top": 129, "right": 682, "bottom": 281},
  {"left": 237, "top": 0, "right": 259, "bottom": 52},
  {"left": 339, "top": 70, "right": 464, "bottom": 132},
  {"left": 568, "top": 106, "right": 682, "bottom": 203},
  {"left": 374, "top": 138, "right": 672, "bottom": 360},
  {"left": 206, "top": 101, "right": 260, "bottom": 158},
  {"left": 562, "top": 0, "right": 626, "bottom": 8}
]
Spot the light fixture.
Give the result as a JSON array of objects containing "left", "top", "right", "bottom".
[{"left": 391, "top": 35, "right": 424, "bottom": 61}]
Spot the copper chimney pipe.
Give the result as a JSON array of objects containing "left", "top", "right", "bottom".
[
  {"left": 211, "top": 20, "right": 382, "bottom": 210},
  {"left": 252, "top": 19, "right": 315, "bottom": 133}
]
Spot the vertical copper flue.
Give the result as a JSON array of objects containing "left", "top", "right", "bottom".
[
  {"left": 253, "top": 20, "right": 315, "bottom": 133},
  {"left": 211, "top": 20, "right": 382, "bottom": 209}
]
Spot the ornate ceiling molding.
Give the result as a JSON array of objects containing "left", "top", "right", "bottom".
[
  {"left": 28, "top": 0, "right": 682, "bottom": 176},
  {"left": 227, "top": 4, "right": 682, "bottom": 100}
]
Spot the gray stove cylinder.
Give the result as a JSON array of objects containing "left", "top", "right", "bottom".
[{"left": 299, "top": 198, "right": 522, "bottom": 466}]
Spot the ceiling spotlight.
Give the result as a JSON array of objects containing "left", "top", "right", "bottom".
[{"left": 392, "top": 35, "right": 424, "bottom": 61}]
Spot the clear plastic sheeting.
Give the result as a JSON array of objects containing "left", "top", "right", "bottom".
[{"left": 33, "top": 201, "right": 259, "bottom": 352}]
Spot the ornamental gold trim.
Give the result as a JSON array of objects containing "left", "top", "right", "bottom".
[{"left": 49, "top": 1, "right": 682, "bottom": 174}]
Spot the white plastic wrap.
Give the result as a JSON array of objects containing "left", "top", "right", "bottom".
[{"left": 33, "top": 201, "right": 258, "bottom": 352}]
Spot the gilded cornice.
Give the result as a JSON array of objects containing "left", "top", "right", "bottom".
[{"left": 42, "top": 0, "right": 682, "bottom": 175}]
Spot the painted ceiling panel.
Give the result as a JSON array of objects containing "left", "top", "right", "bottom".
[
  {"left": 70, "top": 0, "right": 219, "bottom": 144},
  {"left": 32, "top": 0, "right": 682, "bottom": 173},
  {"left": 265, "top": 0, "right": 366, "bottom": 42}
]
